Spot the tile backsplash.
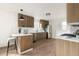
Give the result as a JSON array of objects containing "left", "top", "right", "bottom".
[
  {"left": 18, "top": 27, "right": 35, "bottom": 34},
  {"left": 70, "top": 26, "right": 79, "bottom": 34},
  {"left": 18, "top": 27, "right": 45, "bottom": 34}
]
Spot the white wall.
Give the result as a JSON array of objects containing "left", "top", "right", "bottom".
[
  {"left": 49, "top": 3, "right": 67, "bottom": 37},
  {"left": 0, "top": 10, "right": 18, "bottom": 47}
]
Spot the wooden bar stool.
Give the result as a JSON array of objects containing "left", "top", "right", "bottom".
[{"left": 7, "top": 37, "right": 17, "bottom": 56}]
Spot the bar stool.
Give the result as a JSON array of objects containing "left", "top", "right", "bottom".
[{"left": 7, "top": 37, "right": 17, "bottom": 56}]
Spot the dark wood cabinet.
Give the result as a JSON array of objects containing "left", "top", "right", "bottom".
[
  {"left": 17, "top": 35, "right": 33, "bottom": 54},
  {"left": 40, "top": 19, "right": 49, "bottom": 28},
  {"left": 18, "top": 13, "right": 34, "bottom": 27},
  {"left": 26, "top": 16, "right": 34, "bottom": 27},
  {"left": 67, "top": 3, "right": 79, "bottom": 23},
  {"left": 33, "top": 32, "right": 48, "bottom": 42}
]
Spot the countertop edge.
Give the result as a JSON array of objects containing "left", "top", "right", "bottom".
[
  {"left": 12, "top": 34, "right": 33, "bottom": 36},
  {"left": 54, "top": 36, "right": 79, "bottom": 43}
]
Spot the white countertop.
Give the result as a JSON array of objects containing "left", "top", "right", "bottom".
[
  {"left": 54, "top": 36, "right": 79, "bottom": 43},
  {"left": 12, "top": 33, "right": 33, "bottom": 37}
]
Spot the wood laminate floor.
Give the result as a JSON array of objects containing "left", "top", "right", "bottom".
[{"left": 0, "top": 39, "right": 56, "bottom": 56}]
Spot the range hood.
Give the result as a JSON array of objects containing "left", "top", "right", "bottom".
[{"left": 69, "top": 22, "right": 79, "bottom": 26}]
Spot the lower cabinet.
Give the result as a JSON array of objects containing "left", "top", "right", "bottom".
[
  {"left": 56, "top": 39, "right": 79, "bottom": 56},
  {"left": 16, "top": 35, "right": 33, "bottom": 54},
  {"left": 33, "top": 32, "right": 48, "bottom": 42}
]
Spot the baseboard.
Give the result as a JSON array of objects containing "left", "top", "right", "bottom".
[
  {"left": 0, "top": 44, "right": 15, "bottom": 49},
  {"left": 19, "top": 48, "right": 33, "bottom": 55}
]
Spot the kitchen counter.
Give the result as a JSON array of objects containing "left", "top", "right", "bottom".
[
  {"left": 12, "top": 33, "right": 32, "bottom": 37},
  {"left": 12, "top": 33, "right": 33, "bottom": 54},
  {"left": 55, "top": 36, "right": 79, "bottom": 56},
  {"left": 54, "top": 36, "right": 79, "bottom": 43}
]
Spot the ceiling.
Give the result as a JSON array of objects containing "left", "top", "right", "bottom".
[{"left": 0, "top": 3, "right": 66, "bottom": 20}]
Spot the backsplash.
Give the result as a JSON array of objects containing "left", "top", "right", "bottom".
[
  {"left": 18, "top": 27, "right": 35, "bottom": 34},
  {"left": 18, "top": 27, "right": 45, "bottom": 34},
  {"left": 70, "top": 26, "right": 79, "bottom": 34}
]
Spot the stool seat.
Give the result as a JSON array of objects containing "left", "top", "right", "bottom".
[{"left": 8, "top": 37, "right": 16, "bottom": 43}]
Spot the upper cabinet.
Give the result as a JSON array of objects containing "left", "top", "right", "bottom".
[
  {"left": 67, "top": 3, "right": 79, "bottom": 23},
  {"left": 40, "top": 19, "right": 49, "bottom": 29},
  {"left": 18, "top": 13, "right": 34, "bottom": 27}
]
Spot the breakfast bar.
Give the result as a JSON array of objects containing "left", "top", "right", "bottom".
[{"left": 12, "top": 34, "right": 33, "bottom": 55}]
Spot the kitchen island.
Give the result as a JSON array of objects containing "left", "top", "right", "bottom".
[
  {"left": 12, "top": 34, "right": 33, "bottom": 54},
  {"left": 55, "top": 36, "right": 79, "bottom": 56}
]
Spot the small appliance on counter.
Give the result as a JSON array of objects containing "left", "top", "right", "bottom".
[{"left": 61, "top": 33, "right": 76, "bottom": 37}]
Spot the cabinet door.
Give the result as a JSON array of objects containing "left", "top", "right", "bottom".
[
  {"left": 75, "top": 4, "right": 79, "bottom": 22},
  {"left": 23, "top": 15, "right": 28, "bottom": 27},
  {"left": 56, "top": 39, "right": 79, "bottom": 56},
  {"left": 67, "top": 3, "right": 79, "bottom": 23},
  {"left": 18, "top": 13, "right": 34, "bottom": 27},
  {"left": 56, "top": 39, "right": 70, "bottom": 56},
  {"left": 27, "top": 16, "right": 34, "bottom": 27},
  {"left": 17, "top": 35, "right": 33, "bottom": 54},
  {"left": 18, "top": 14, "right": 25, "bottom": 27},
  {"left": 67, "top": 3, "right": 75, "bottom": 23},
  {"left": 18, "top": 20, "right": 25, "bottom": 27},
  {"left": 68, "top": 41, "right": 79, "bottom": 56}
]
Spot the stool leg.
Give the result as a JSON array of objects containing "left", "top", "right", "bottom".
[
  {"left": 15, "top": 40, "right": 17, "bottom": 53},
  {"left": 7, "top": 42, "right": 9, "bottom": 56}
]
